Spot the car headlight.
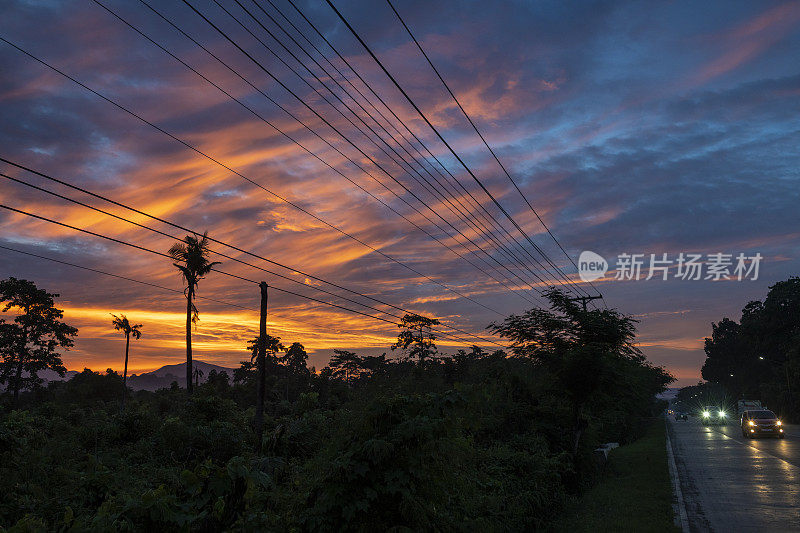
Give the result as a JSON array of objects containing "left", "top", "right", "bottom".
[
  {"left": 719, "top": 411, "right": 726, "bottom": 417},
  {"left": 777, "top": 420, "right": 782, "bottom": 426},
  {"left": 702, "top": 411, "right": 710, "bottom": 418},
  {"left": 748, "top": 420, "right": 755, "bottom": 426}
]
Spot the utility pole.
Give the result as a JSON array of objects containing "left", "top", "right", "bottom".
[
  {"left": 568, "top": 295, "right": 603, "bottom": 311},
  {"left": 255, "top": 282, "right": 268, "bottom": 451}
]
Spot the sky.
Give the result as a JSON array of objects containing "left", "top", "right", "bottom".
[{"left": 1, "top": 0, "right": 798, "bottom": 386}]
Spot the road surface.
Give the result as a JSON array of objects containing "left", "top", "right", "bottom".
[{"left": 668, "top": 416, "right": 800, "bottom": 532}]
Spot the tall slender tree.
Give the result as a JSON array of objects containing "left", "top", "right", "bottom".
[
  {"left": 168, "top": 232, "right": 219, "bottom": 394},
  {"left": 111, "top": 314, "right": 142, "bottom": 409},
  {"left": 0, "top": 278, "right": 77, "bottom": 406},
  {"left": 193, "top": 367, "right": 205, "bottom": 388}
]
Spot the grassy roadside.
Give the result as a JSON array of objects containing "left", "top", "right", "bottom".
[{"left": 549, "top": 419, "right": 679, "bottom": 532}]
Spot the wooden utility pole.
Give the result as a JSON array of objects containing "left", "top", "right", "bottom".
[
  {"left": 255, "top": 282, "right": 268, "bottom": 450},
  {"left": 568, "top": 295, "right": 603, "bottom": 311},
  {"left": 186, "top": 288, "right": 193, "bottom": 394}
]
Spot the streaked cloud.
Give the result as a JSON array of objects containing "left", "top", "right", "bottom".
[{"left": 0, "top": 0, "right": 798, "bottom": 385}]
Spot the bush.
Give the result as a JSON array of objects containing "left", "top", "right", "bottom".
[{"left": 0, "top": 341, "right": 667, "bottom": 530}]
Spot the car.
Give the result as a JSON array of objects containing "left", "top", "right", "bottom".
[
  {"left": 700, "top": 406, "right": 728, "bottom": 425},
  {"left": 741, "top": 409, "right": 785, "bottom": 438}
]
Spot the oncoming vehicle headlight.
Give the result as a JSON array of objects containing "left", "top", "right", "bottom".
[
  {"left": 719, "top": 410, "right": 726, "bottom": 418},
  {"left": 777, "top": 420, "right": 782, "bottom": 426},
  {"left": 702, "top": 411, "right": 710, "bottom": 418},
  {"left": 748, "top": 420, "right": 756, "bottom": 426}
]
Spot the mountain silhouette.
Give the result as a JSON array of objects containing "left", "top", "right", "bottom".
[
  {"left": 127, "top": 360, "right": 237, "bottom": 391},
  {"left": 0, "top": 360, "right": 237, "bottom": 392}
]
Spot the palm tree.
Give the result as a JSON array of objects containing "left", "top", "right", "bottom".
[
  {"left": 193, "top": 367, "right": 205, "bottom": 388},
  {"left": 168, "top": 232, "right": 220, "bottom": 394},
  {"left": 111, "top": 313, "right": 142, "bottom": 409}
]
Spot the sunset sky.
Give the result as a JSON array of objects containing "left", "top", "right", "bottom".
[{"left": 1, "top": 0, "right": 799, "bottom": 386}]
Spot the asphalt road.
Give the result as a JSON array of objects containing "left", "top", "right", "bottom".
[{"left": 668, "top": 416, "right": 800, "bottom": 532}]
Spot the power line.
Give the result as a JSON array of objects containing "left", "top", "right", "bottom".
[
  {"left": 136, "top": 0, "right": 546, "bottom": 308},
  {"left": 385, "top": 0, "right": 603, "bottom": 304},
  {"left": 236, "top": 0, "right": 563, "bottom": 295},
  {"left": 0, "top": 172, "right": 407, "bottom": 323},
  {"left": 0, "top": 168, "right": 500, "bottom": 348},
  {"left": 105, "top": 0, "right": 524, "bottom": 311},
  {"left": 179, "top": 0, "right": 550, "bottom": 296},
  {"left": 323, "top": 0, "right": 578, "bottom": 292},
  {"left": 324, "top": 0, "right": 591, "bottom": 298},
  {"left": 0, "top": 203, "right": 503, "bottom": 348},
  {"left": 0, "top": 32, "right": 540, "bottom": 315},
  {"left": 0, "top": 158, "right": 503, "bottom": 346},
  {"left": 0, "top": 243, "right": 391, "bottom": 344},
  {"left": 276, "top": 0, "right": 566, "bottom": 300},
  {"left": 13, "top": 9, "right": 539, "bottom": 312},
  {"left": 229, "top": 0, "right": 556, "bottom": 291}
]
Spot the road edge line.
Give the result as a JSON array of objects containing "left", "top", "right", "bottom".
[{"left": 665, "top": 417, "right": 690, "bottom": 532}]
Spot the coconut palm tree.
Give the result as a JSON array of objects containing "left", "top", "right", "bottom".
[
  {"left": 193, "top": 367, "right": 204, "bottom": 388},
  {"left": 168, "top": 232, "right": 219, "bottom": 394},
  {"left": 111, "top": 313, "right": 142, "bottom": 408}
]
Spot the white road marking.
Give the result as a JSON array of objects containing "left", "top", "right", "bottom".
[{"left": 667, "top": 416, "right": 690, "bottom": 532}]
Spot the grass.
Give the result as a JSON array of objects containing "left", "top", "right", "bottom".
[{"left": 549, "top": 419, "right": 679, "bottom": 532}]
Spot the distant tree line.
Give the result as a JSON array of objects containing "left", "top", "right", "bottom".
[{"left": 701, "top": 276, "right": 800, "bottom": 419}]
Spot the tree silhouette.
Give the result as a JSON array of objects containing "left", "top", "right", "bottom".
[
  {"left": 329, "top": 349, "right": 359, "bottom": 383},
  {"left": 193, "top": 367, "right": 204, "bottom": 388},
  {"left": 489, "top": 288, "right": 651, "bottom": 455},
  {"left": 701, "top": 276, "right": 800, "bottom": 408},
  {"left": 111, "top": 313, "right": 142, "bottom": 409},
  {"left": 0, "top": 277, "right": 77, "bottom": 406},
  {"left": 282, "top": 342, "right": 309, "bottom": 375},
  {"left": 391, "top": 313, "right": 440, "bottom": 364},
  {"left": 248, "top": 334, "right": 285, "bottom": 368},
  {"left": 280, "top": 342, "right": 309, "bottom": 400},
  {"left": 167, "top": 232, "right": 220, "bottom": 394}
]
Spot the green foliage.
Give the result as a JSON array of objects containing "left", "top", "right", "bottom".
[
  {"left": 0, "top": 295, "right": 670, "bottom": 531},
  {"left": 490, "top": 288, "right": 673, "bottom": 454},
  {"left": 302, "top": 393, "right": 463, "bottom": 530},
  {"left": 71, "top": 456, "right": 272, "bottom": 531},
  {"left": 62, "top": 369, "right": 124, "bottom": 403},
  {"left": 550, "top": 420, "right": 678, "bottom": 532}
]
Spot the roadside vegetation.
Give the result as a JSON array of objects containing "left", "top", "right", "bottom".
[
  {"left": 550, "top": 419, "right": 678, "bottom": 532},
  {"left": 0, "top": 272, "right": 672, "bottom": 530}
]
